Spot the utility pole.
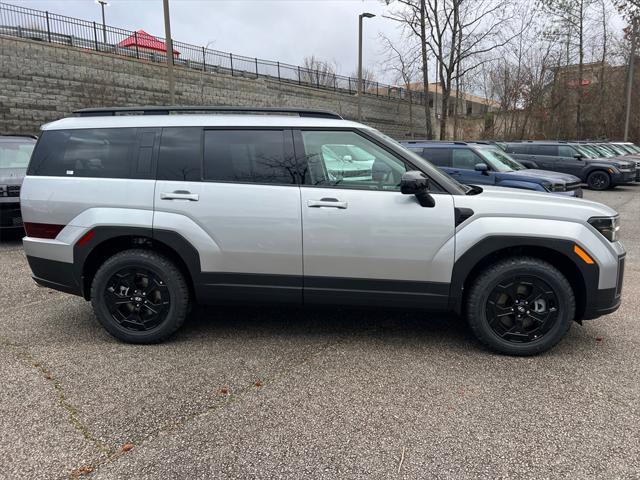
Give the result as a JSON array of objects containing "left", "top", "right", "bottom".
[
  {"left": 96, "top": 0, "right": 108, "bottom": 44},
  {"left": 624, "top": 18, "right": 637, "bottom": 141},
  {"left": 419, "top": 0, "right": 433, "bottom": 139},
  {"left": 357, "top": 12, "right": 375, "bottom": 121},
  {"left": 163, "top": 0, "right": 176, "bottom": 104}
]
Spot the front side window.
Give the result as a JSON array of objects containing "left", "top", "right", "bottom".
[
  {"left": 452, "top": 148, "right": 483, "bottom": 170},
  {"left": 0, "top": 139, "right": 35, "bottom": 169},
  {"left": 505, "top": 143, "right": 529, "bottom": 154},
  {"left": 558, "top": 145, "right": 578, "bottom": 158},
  {"left": 477, "top": 147, "right": 524, "bottom": 172},
  {"left": 28, "top": 128, "right": 137, "bottom": 178},
  {"left": 203, "top": 129, "right": 295, "bottom": 184},
  {"left": 300, "top": 130, "right": 407, "bottom": 191}
]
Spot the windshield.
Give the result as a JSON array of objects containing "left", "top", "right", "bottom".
[
  {"left": 367, "top": 129, "right": 469, "bottom": 194},
  {"left": 0, "top": 139, "right": 35, "bottom": 168},
  {"left": 589, "top": 144, "right": 614, "bottom": 157},
  {"left": 628, "top": 144, "right": 640, "bottom": 153},
  {"left": 606, "top": 144, "right": 626, "bottom": 155},
  {"left": 574, "top": 145, "right": 598, "bottom": 158},
  {"left": 476, "top": 146, "right": 525, "bottom": 172}
]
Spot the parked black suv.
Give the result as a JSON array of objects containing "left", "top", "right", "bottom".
[{"left": 503, "top": 141, "right": 636, "bottom": 190}]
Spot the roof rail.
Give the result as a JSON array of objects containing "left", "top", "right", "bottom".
[{"left": 73, "top": 106, "right": 344, "bottom": 119}]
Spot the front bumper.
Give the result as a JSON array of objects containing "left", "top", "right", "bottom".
[
  {"left": 583, "top": 254, "right": 625, "bottom": 320},
  {"left": 611, "top": 170, "right": 636, "bottom": 185}
]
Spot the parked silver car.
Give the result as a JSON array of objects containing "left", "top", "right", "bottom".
[{"left": 20, "top": 107, "right": 626, "bottom": 355}]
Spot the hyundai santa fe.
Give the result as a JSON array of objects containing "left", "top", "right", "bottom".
[{"left": 20, "top": 107, "right": 626, "bottom": 356}]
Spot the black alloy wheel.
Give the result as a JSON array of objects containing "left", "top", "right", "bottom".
[
  {"left": 104, "top": 267, "right": 170, "bottom": 332},
  {"left": 91, "top": 249, "right": 190, "bottom": 343},
  {"left": 587, "top": 171, "right": 611, "bottom": 190},
  {"left": 485, "top": 276, "right": 559, "bottom": 343}
]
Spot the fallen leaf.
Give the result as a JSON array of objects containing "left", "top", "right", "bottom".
[
  {"left": 217, "top": 387, "right": 230, "bottom": 396},
  {"left": 121, "top": 442, "right": 134, "bottom": 452},
  {"left": 70, "top": 466, "right": 93, "bottom": 477},
  {"left": 44, "top": 373, "right": 53, "bottom": 380},
  {"left": 596, "top": 337, "right": 603, "bottom": 342},
  {"left": 254, "top": 380, "right": 263, "bottom": 389}
]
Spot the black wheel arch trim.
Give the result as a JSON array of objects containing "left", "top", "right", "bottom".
[
  {"left": 449, "top": 236, "right": 600, "bottom": 320},
  {"left": 73, "top": 226, "right": 201, "bottom": 300}
]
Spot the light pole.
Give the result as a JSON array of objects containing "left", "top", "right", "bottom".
[
  {"left": 95, "top": 0, "right": 108, "bottom": 44},
  {"left": 163, "top": 0, "right": 176, "bottom": 104},
  {"left": 201, "top": 40, "right": 215, "bottom": 103},
  {"left": 357, "top": 12, "right": 375, "bottom": 121}
]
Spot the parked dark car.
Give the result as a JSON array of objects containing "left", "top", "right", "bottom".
[
  {"left": 502, "top": 141, "right": 636, "bottom": 190},
  {"left": 0, "top": 135, "right": 36, "bottom": 236},
  {"left": 401, "top": 141, "right": 583, "bottom": 197}
]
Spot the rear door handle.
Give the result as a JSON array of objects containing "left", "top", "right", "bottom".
[
  {"left": 160, "top": 191, "right": 199, "bottom": 201},
  {"left": 307, "top": 197, "right": 348, "bottom": 209}
]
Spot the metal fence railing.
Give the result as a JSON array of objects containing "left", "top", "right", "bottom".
[{"left": 0, "top": 1, "right": 425, "bottom": 105}]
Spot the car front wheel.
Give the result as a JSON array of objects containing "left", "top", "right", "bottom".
[
  {"left": 466, "top": 256, "right": 575, "bottom": 356},
  {"left": 587, "top": 170, "right": 611, "bottom": 190},
  {"left": 90, "top": 249, "right": 190, "bottom": 343}
]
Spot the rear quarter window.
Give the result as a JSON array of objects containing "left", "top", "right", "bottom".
[{"left": 28, "top": 128, "right": 138, "bottom": 178}]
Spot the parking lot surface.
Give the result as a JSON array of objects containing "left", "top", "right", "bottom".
[{"left": 1, "top": 187, "right": 639, "bottom": 479}]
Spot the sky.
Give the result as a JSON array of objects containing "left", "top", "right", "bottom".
[{"left": 16, "top": 0, "right": 403, "bottom": 81}]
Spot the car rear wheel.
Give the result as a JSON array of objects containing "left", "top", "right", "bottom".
[
  {"left": 587, "top": 170, "right": 611, "bottom": 190},
  {"left": 90, "top": 249, "right": 190, "bottom": 343},
  {"left": 466, "top": 257, "right": 575, "bottom": 356}
]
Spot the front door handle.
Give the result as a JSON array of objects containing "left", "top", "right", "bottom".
[
  {"left": 307, "top": 197, "right": 348, "bottom": 209},
  {"left": 160, "top": 191, "right": 199, "bottom": 201}
]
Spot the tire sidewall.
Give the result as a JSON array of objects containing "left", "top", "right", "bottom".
[
  {"left": 470, "top": 263, "right": 574, "bottom": 355},
  {"left": 91, "top": 252, "right": 185, "bottom": 343},
  {"left": 588, "top": 171, "right": 610, "bottom": 190}
]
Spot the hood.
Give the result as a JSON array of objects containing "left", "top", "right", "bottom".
[
  {"left": 509, "top": 169, "right": 580, "bottom": 184},
  {"left": 0, "top": 167, "right": 27, "bottom": 185},
  {"left": 456, "top": 185, "right": 616, "bottom": 223}
]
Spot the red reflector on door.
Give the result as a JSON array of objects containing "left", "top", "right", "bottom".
[{"left": 24, "top": 222, "right": 65, "bottom": 239}]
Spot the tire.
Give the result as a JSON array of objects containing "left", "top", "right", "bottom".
[
  {"left": 587, "top": 170, "right": 611, "bottom": 190},
  {"left": 90, "top": 249, "right": 190, "bottom": 343},
  {"left": 465, "top": 256, "right": 575, "bottom": 356}
]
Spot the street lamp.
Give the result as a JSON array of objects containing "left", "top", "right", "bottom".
[
  {"left": 163, "top": 0, "right": 176, "bottom": 104},
  {"left": 357, "top": 12, "right": 375, "bottom": 121},
  {"left": 201, "top": 40, "right": 216, "bottom": 103},
  {"left": 95, "top": 0, "right": 108, "bottom": 45}
]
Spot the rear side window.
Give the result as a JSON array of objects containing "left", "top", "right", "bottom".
[
  {"left": 157, "top": 127, "right": 202, "bottom": 181},
  {"left": 504, "top": 144, "right": 528, "bottom": 154},
  {"left": 0, "top": 139, "right": 35, "bottom": 168},
  {"left": 28, "top": 128, "right": 137, "bottom": 178},
  {"left": 529, "top": 145, "right": 557, "bottom": 156},
  {"left": 422, "top": 148, "right": 451, "bottom": 167},
  {"left": 203, "top": 130, "right": 296, "bottom": 184}
]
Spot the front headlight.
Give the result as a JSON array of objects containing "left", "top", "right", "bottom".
[
  {"left": 588, "top": 216, "right": 620, "bottom": 242},
  {"left": 543, "top": 182, "right": 565, "bottom": 192}
]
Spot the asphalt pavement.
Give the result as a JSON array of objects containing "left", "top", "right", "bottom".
[{"left": 0, "top": 186, "right": 638, "bottom": 479}]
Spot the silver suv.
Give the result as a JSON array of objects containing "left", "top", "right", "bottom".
[{"left": 20, "top": 107, "right": 626, "bottom": 355}]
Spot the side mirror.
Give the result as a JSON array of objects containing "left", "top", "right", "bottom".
[
  {"left": 401, "top": 171, "right": 436, "bottom": 208},
  {"left": 574, "top": 153, "right": 584, "bottom": 160},
  {"left": 371, "top": 159, "right": 392, "bottom": 182},
  {"left": 474, "top": 163, "right": 489, "bottom": 174},
  {"left": 342, "top": 155, "right": 353, "bottom": 162}
]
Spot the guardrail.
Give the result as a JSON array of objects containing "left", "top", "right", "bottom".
[{"left": 0, "top": 2, "right": 425, "bottom": 104}]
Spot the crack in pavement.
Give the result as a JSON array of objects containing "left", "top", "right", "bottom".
[
  {"left": 85, "top": 337, "right": 347, "bottom": 478},
  {"left": 0, "top": 335, "right": 114, "bottom": 460}
]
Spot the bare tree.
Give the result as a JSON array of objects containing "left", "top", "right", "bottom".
[
  {"left": 381, "top": 34, "right": 421, "bottom": 137},
  {"left": 384, "top": 0, "right": 434, "bottom": 139},
  {"left": 300, "top": 55, "right": 337, "bottom": 88}
]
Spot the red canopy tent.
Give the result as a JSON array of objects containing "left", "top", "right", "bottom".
[{"left": 118, "top": 30, "right": 180, "bottom": 57}]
